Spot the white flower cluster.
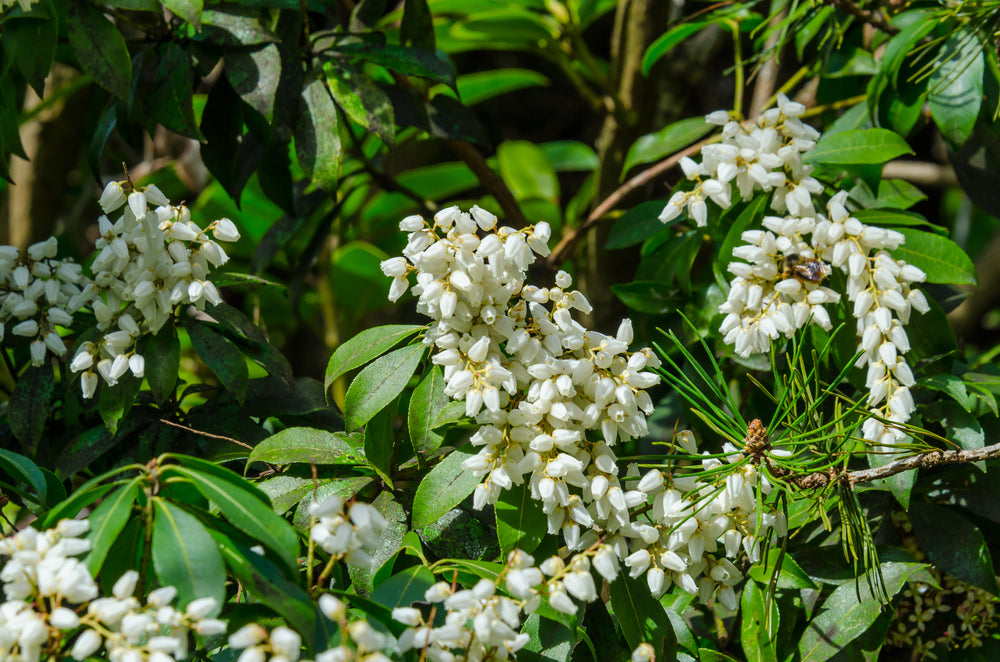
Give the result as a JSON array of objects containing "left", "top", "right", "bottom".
[
  {"left": 228, "top": 596, "right": 394, "bottom": 662},
  {"left": 381, "top": 207, "right": 660, "bottom": 548},
  {"left": 0, "top": 238, "right": 90, "bottom": 367},
  {"left": 620, "top": 433, "right": 785, "bottom": 605},
  {"left": 0, "top": 520, "right": 224, "bottom": 662},
  {"left": 661, "top": 100, "right": 930, "bottom": 443},
  {"left": 69, "top": 181, "right": 240, "bottom": 398},
  {"left": 392, "top": 546, "right": 614, "bottom": 662},
  {"left": 309, "top": 493, "right": 388, "bottom": 567},
  {"left": 659, "top": 95, "right": 821, "bottom": 227}
]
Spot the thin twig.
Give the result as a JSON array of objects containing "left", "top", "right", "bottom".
[
  {"left": 774, "top": 440, "right": 1000, "bottom": 489},
  {"left": 546, "top": 135, "right": 715, "bottom": 267},
  {"left": 159, "top": 418, "right": 253, "bottom": 450}
]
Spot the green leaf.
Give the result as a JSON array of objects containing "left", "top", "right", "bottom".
[
  {"left": 401, "top": 0, "right": 435, "bottom": 51},
  {"left": 891, "top": 228, "right": 976, "bottom": 285},
  {"left": 741, "top": 580, "right": 780, "bottom": 662},
  {"left": 910, "top": 501, "right": 997, "bottom": 594},
  {"left": 98, "top": 374, "right": 142, "bottom": 434},
  {"left": 249, "top": 427, "right": 365, "bottom": 465},
  {"left": 372, "top": 565, "right": 436, "bottom": 610},
  {"left": 344, "top": 343, "right": 426, "bottom": 431},
  {"left": 200, "top": 6, "right": 278, "bottom": 46},
  {"left": 67, "top": 3, "right": 133, "bottom": 100},
  {"left": 225, "top": 44, "right": 281, "bottom": 121},
  {"left": 408, "top": 366, "right": 450, "bottom": 455},
  {"left": 642, "top": 22, "right": 710, "bottom": 75},
  {"left": 334, "top": 42, "right": 456, "bottom": 88},
  {"left": 874, "top": 179, "right": 927, "bottom": 210},
  {"left": 498, "top": 140, "right": 559, "bottom": 202},
  {"left": 152, "top": 498, "right": 226, "bottom": 610},
  {"left": 411, "top": 448, "right": 481, "bottom": 529},
  {"left": 9, "top": 364, "right": 54, "bottom": 454},
  {"left": 144, "top": 326, "right": 180, "bottom": 405},
  {"left": 295, "top": 76, "right": 342, "bottom": 190},
  {"left": 520, "top": 613, "right": 578, "bottom": 661},
  {"left": 539, "top": 141, "right": 599, "bottom": 172},
  {"left": 606, "top": 201, "right": 670, "bottom": 249},
  {"left": 186, "top": 320, "right": 249, "bottom": 404},
  {"left": 608, "top": 572, "right": 674, "bottom": 654},
  {"left": 747, "top": 552, "right": 818, "bottom": 590},
  {"left": 804, "top": 129, "right": 913, "bottom": 165},
  {"left": 432, "top": 400, "right": 467, "bottom": 428},
  {"left": 364, "top": 401, "right": 396, "bottom": 486},
  {"left": 928, "top": 28, "right": 985, "bottom": 148},
  {"left": 0, "top": 448, "right": 47, "bottom": 504},
  {"left": 454, "top": 68, "right": 549, "bottom": 106},
  {"left": 6, "top": 13, "right": 58, "bottom": 96},
  {"left": 325, "top": 60, "right": 395, "bottom": 146},
  {"left": 496, "top": 481, "right": 546, "bottom": 556},
  {"left": 163, "top": 0, "right": 203, "bottom": 29},
  {"left": 85, "top": 478, "right": 140, "bottom": 575},
  {"left": 920, "top": 374, "right": 974, "bottom": 412},
  {"left": 797, "top": 561, "right": 928, "bottom": 661},
  {"left": 852, "top": 209, "right": 942, "bottom": 233},
  {"left": 611, "top": 281, "right": 681, "bottom": 315},
  {"left": 621, "top": 117, "right": 714, "bottom": 176},
  {"left": 168, "top": 460, "right": 299, "bottom": 575}
]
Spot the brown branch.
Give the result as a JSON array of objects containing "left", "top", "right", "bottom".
[
  {"left": 773, "top": 440, "right": 1000, "bottom": 489},
  {"left": 444, "top": 139, "right": 528, "bottom": 228},
  {"left": 545, "top": 135, "right": 714, "bottom": 267},
  {"left": 824, "top": 0, "right": 900, "bottom": 35},
  {"left": 159, "top": 418, "right": 253, "bottom": 450},
  {"left": 882, "top": 160, "right": 959, "bottom": 187}
]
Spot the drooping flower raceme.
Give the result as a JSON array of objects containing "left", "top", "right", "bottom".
[
  {"left": 0, "top": 521, "right": 225, "bottom": 662},
  {"left": 0, "top": 238, "right": 90, "bottom": 367},
  {"left": 660, "top": 97, "right": 929, "bottom": 445},
  {"left": 380, "top": 207, "right": 782, "bottom": 611},
  {"left": 69, "top": 181, "right": 240, "bottom": 398}
]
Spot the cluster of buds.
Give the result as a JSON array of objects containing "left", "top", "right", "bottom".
[
  {"left": 0, "top": 238, "right": 90, "bottom": 367},
  {"left": 0, "top": 521, "right": 224, "bottom": 662},
  {"left": 69, "top": 181, "right": 240, "bottom": 398},
  {"left": 662, "top": 99, "right": 929, "bottom": 443}
]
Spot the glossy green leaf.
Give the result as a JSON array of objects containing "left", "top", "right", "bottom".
[
  {"left": 344, "top": 343, "right": 426, "bottom": 431},
  {"left": 364, "top": 402, "right": 396, "bottom": 486},
  {"left": 642, "top": 22, "right": 710, "bottom": 75},
  {"left": 6, "top": 13, "right": 58, "bottom": 96},
  {"left": 520, "top": 613, "right": 578, "bottom": 661},
  {"left": 538, "top": 141, "right": 599, "bottom": 172},
  {"left": 408, "top": 366, "right": 450, "bottom": 454},
  {"left": 622, "top": 117, "right": 714, "bottom": 176},
  {"left": 371, "top": 564, "right": 436, "bottom": 610},
  {"left": 606, "top": 201, "right": 670, "bottom": 249},
  {"left": 325, "top": 61, "right": 395, "bottom": 146},
  {"left": 928, "top": 28, "right": 985, "bottom": 147},
  {"left": 608, "top": 572, "right": 674, "bottom": 654},
  {"left": 891, "top": 228, "right": 976, "bottom": 285},
  {"left": 163, "top": 0, "right": 203, "bottom": 28},
  {"left": 496, "top": 481, "right": 546, "bottom": 556},
  {"left": 741, "top": 580, "right": 780, "bottom": 662},
  {"left": 85, "top": 478, "right": 140, "bottom": 575},
  {"left": 334, "top": 42, "right": 456, "bottom": 88},
  {"left": 747, "top": 552, "right": 818, "bottom": 590},
  {"left": 455, "top": 68, "right": 549, "bottom": 105},
  {"left": 0, "top": 449, "right": 46, "bottom": 504},
  {"left": 186, "top": 320, "right": 249, "bottom": 404},
  {"left": 295, "top": 76, "right": 342, "bottom": 190},
  {"left": 326, "top": 326, "right": 424, "bottom": 397},
  {"left": 498, "top": 140, "right": 559, "bottom": 202},
  {"left": 98, "top": 374, "right": 142, "bottom": 434},
  {"left": 8, "top": 364, "right": 54, "bottom": 454},
  {"left": 145, "top": 42, "right": 204, "bottom": 139},
  {"left": 144, "top": 326, "right": 180, "bottom": 405},
  {"left": 910, "top": 501, "right": 997, "bottom": 594},
  {"left": 201, "top": 6, "right": 278, "bottom": 46},
  {"left": 168, "top": 461, "right": 299, "bottom": 575},
  {"left": 804, "top": 129, "right": 913, "bottom": 165},
  {"left": 412, "top": 448, "right": 481, "bottom": 529},
  {"left": 852, "top": 209, "right": 941, "bottom": 233},
  {"left": 249, "top": 427, "right": 365, "bottom": 465},
  {"left": 67, "top": 3, "right": 133, "bottom": 100},
  {"left": 225, "top": 44, "right": 281, "bottom": 121},
  {"left": 152, "top": 499, "right": 226, "bottom": 610},
  {"left": 797, "top": 561, "right": 928, "bottom": 661},
  {"left": 875, "top": 179, "right": 927, "bottom": 210}
]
